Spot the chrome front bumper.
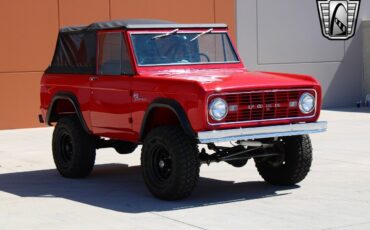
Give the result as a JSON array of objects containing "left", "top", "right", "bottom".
[{"left": 197, "top": 121, "right": 327, "bottom": 144}]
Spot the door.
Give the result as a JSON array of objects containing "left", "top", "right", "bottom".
[{"left": 90, "top": 31, "right": 135, "bottom": 138}]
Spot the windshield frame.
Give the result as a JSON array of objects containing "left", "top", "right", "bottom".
[{"left": 128, "top": 29, "right": 241, "bottom": 67}]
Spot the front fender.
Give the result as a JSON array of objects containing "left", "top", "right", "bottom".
[{"left": 139, "top": 98, "right": 196, "bottom": 140}]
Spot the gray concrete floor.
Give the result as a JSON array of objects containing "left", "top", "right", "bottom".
[{"left": 0, "top": 108, "right": 369, "bottom": 230}]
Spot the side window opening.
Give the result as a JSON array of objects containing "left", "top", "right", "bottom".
[
  {"left": 98, "top": 32, "right": 134, "bottom": 76},
  {"left": 48, "top": 32, "right": 97, "bottom": 74}
]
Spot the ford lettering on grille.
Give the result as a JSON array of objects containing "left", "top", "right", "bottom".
[{"left": 248, "top": 103, "right": 281, "bottom": 110}]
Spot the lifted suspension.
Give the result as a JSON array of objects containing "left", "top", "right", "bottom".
[{"left": 199, "top": 140, "right": 281, "bottom": 165}]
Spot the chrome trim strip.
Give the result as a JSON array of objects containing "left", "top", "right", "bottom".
[
  {"left": 136, "top": 61, "right": 241, "bottom": 67},
  {"left": 207, "top": 88, "right": 318, "bottom": 125},
  {"left": 129, "top": 30, "right": 228, "bottom": 34},
  {"left": 197, "top": 121, "right": 327, "bottom": 144}
]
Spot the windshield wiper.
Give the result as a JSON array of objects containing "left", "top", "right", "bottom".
[
  {"left": 190, "top": 28, "right": 213, "bottom": 42},
  {"left": 152, "top": 29, "right": 179, "bottom": 39}
]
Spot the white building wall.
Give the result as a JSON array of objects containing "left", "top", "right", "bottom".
[{"left": 236, "top": 0, "right": 370, "bottom": 108}]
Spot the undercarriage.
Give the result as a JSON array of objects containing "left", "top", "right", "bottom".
[{"left": 199, "top": 139, "right": 283, "bottom": 167}]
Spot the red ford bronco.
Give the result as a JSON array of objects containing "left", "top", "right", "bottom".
[{"left": 40, "top": 19, "right": 327, "bottom": 200}]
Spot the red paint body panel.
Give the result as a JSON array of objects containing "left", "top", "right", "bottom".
[{"left": 40, "top": 28, "right": 323, "bottom": 143}]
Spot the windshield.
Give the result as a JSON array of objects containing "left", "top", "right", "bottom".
[{"left": 130, "top": 32, "right": 239, "bottom": 66}]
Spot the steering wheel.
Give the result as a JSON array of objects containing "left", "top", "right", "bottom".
[
  {"left": 184, "top": 53, "right": 211, "bottom": 62},
  {"left": 165, "top": 45, "right": 211, "bottom": 63},
  {"left": 198, "top": 53, "right": 211, "bottom": 62}
]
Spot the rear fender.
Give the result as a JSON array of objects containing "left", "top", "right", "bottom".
[{"left": 46, "top": 92, "right": 91, "bottom": 134}]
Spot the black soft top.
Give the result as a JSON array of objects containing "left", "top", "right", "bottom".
[
  {"left": 47, "top": 19, "right": 228, "bottom": 75},
  {"left": 60, "top": 19, "right": 228, "bottom": 33}
]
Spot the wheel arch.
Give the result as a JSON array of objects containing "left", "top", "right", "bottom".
[
  {"left": 140, "top": 98, "right": 196, "bottom": 140},
  {"left": 46, "top": 92, "right": 91, "bottom": 134}
]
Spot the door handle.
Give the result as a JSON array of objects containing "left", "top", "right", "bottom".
[{"left": 89, "top": 76, "right": 98, "bottom": 81}]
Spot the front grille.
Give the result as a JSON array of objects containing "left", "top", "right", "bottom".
[{"left": 208, "top": 89, "right": 316, "bottom": 124}]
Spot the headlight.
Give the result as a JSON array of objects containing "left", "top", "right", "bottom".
[
  {"left": 299, "top": 93, "right": 315, "bottom": 114},
  {"left": 209, "top": 98, "right": 228, "bottom": 121}
]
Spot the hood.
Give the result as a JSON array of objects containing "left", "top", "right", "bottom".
[{"left": 140, "top": 68, "right": 319, "bottom": 92}]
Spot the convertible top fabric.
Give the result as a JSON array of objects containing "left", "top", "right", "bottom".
[
  {"left": 46, "top": 31, "right": 97, "bottom": 74},
  {"left": 46, "top": 19, "right": 228, "bottom": 74},
  {"left": 59, "top": 19, "right": 227, "bottom": 33}
]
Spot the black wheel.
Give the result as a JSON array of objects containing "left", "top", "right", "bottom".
[
  {"left": 52, "top": 116, "right": 96, "bottom": 178},
  {"left": 254, "top": 135, "right": 312, "bottom": 185},
  {"left": 141, "top": 126, "right": 200, "bottom": 200}
]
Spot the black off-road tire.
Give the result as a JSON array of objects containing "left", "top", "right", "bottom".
[
  {"left": 52, "top": 116, "right": 96, "bottom": 178},
  {"left": 141, "top": 126, "right": 200, "bottom": 200},
  {"left": 255, "top": 135, "right": 312, "bottom": 185}
]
